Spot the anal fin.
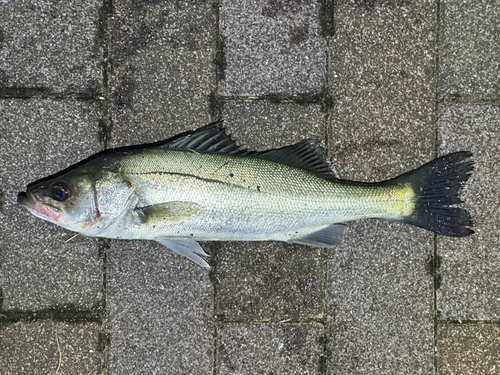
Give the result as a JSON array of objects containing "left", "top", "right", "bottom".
[
  {"left": 290, "top": 224, "right": 348, "bottom": 247},
  {"left": 156, "top": 238, "right": 210, "bottom": 268}
]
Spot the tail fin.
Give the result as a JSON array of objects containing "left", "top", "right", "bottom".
[{"left": 388, "top": 152, "right": 474, "bottom": 237}]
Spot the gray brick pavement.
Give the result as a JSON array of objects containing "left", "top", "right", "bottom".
[
  {"left": 437, "top": 324, "right": 500, "bottom": 374},
  {"left": 106, "top": 241, "right": 213, "bottom": 375},
  {"left": 327, "top": 2, "right": 436, "bottom": 372},
  {"left": 110, "top": 0, "right": 216, "bottom": 146},
  {"left": 439, "top": 0, "right": 500, "bottom": 100},
  {"left": 438, "top": 103, "right": 500, "bottom": 320},
  {"left": 0, "top": 321, "right": 102, "bottom": 374},
  {"left": 0, "top": 0, "right": 103, "bottom": 93},
  {"left": 215, "top": 241, "right": 325, "bottom": 322},
  {"left": 1, "top": 0, "right": 498, "bottom": 374},
  {"left": 219, "top": 0, "right": 326, "bottom": 96},
  {"left": 217, "top": 323, "right": 325, "bottom": 374}
]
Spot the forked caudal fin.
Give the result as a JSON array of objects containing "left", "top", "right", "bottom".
[{"left": 387, "top": 151, "right": 474, "bottom": 237}]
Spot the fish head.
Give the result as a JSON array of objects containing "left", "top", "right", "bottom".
[{"left": 17, "top": 168, "right": 99, "bottom": 233}]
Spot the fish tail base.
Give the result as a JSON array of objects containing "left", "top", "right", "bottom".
[{"left": 388, "top": 151, "right": 474, "bottom": 237}]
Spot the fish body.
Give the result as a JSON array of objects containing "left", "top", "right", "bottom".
[
  {"left": 88, "top": 148, "right": 414, "bottom": 240},
  {"left": 18, "top": 123, "right": 474, "bottom": 267}
]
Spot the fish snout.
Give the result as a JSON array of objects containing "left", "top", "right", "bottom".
[
  {"left": 18, "top": 182, "right": 48, "bottom": 208},
  {"left": 17, "top": 188, "right": 63, "bottom": 222}
]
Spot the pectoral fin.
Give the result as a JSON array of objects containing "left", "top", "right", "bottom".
[
  {"left": 156, "top": 238, "right": 210, "bottom": 268},
  {"left": 290, "top": 224, "right": 348, "bottom": 247},
  {"left": 135, "top": 202, "right": 201, "bottom": 224}
]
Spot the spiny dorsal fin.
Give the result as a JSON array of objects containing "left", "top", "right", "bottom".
[
  {"left": 158, "top": 121, "right": 251, "bottom": 156},
  {"left": 254, "top": 139, "right": 333, "bottom": 175},
  {"left": 159, "top": 122, "right": 334, "bottom": 175}
]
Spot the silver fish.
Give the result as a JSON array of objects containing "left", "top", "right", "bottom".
[{"left": 18, "top": 123, "right": 474, "bottom": 267}]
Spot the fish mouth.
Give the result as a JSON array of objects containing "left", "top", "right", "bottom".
[
  {"left": 17, "top": 190, "right": 62, "bottom": 221},
  {"left": 17, "top": 190, "right": 42, "bottom": 212},
  {"left": 17, "top": 191, "right": 31, "bottom": 208}
]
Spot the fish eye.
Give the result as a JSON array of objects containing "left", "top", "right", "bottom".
[{"left": 51, "top": 182, "right": 71, "bottom": 201}]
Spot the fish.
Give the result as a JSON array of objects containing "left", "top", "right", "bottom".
[{"left": 17, "top": 122, "right": 474, "bottom": 268}]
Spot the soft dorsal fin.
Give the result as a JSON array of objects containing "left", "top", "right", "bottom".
[{"left": 158, "top": 122, "right": 334, "bottom": 175}]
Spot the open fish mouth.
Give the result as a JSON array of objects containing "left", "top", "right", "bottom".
[{"left": 17, "top": 191, "right": 31, "bottom": 208}]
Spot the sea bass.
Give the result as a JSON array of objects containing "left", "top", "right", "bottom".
[{"left": 18, "top": 123, "right": 474, "bottom": 267}]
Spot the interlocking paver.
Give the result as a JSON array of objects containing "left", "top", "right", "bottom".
[
  {"left": 0, "top": 321, "right": 102, "bottom": 375},
  {"left": 437, "top": 324, "right": 500, "bottom": 374},
  {"left": 438, "top": 103, "right": 500, "bottom": 320},
  {"left": 327, "top": 2, "right": 437, "bottom": 373},
  {"left": 106, "top": 240, "right": 213, "bottom": 375},
  {"left": 439, "top": 0, "right": 500, "bottom": 99},
  {"left": 217, "top": 323, "right": 325, "bottom": 375},
  {"left": 109, "top": 0, "right": 216, "bottom": 146},
  {"left": 214, "top": 101, "right": 326, "bottom": 321},
  {"left": 219, "top": 0, "right": 326, "bottom": 96},
  {"left": 0, "top": 0, "right": 103, "bottom": 92}
]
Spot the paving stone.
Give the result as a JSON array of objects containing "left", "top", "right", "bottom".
[
  {"left": 329, "top": 0, "right": 437, "bottom": 180},
  {"left": 215, "top": 241, "right": 324, "bottom": 322},
  {"left": 222, "top": 100, "right": 326, "bottom": 150},
  {"left": 0, "top": 0, "right": 103, "bottom": 92},
  {"left": 437, "top": 324, "right": 500, "bottom": 374},
  {"left": 0, "top": 99, "right": 103, "bottom": 312},
  {"left": 439, "top": 0, "right": 500, "bottom": 99},
  {"left": 219, "top": 0, "right": 326, "bottom": 96},
  {"left": 214, "top": 101, "right": 326, "bottom": 322},
  {"left": 328, "top": 220, "right": 434, "bottom": 374},
  {"left": 106, "top": 240, "right": 213, "bottom": 375},
  {"left": 327, "top": 2, "right": 436, "bottom": 373},
  {"left": 217, "top": 323, "right": 325, "bottom": 374},
  {"left": 0, "top": 321, "right": 102, "bottom": 375},
  {"left": 437, "top": 103, "right": 500, "bottom": 320},
  {"left": 109, "top": 0, "right": 216, "bottom": 147}
]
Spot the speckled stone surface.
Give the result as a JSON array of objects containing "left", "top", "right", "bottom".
[
  {"left": 439, "top": 0, "right": 500, "bottom": 99},
  {"left": 326, "top": 1, "right": 436, "bottom": 373},
  {"left": 215, "top": 241, "right": 324, "bottom": 322},
  {"left": 106, "top": 240, "right": 213, "bottom": 375},
  {"left": 219, "top": 0, "right": 326, "bottom": 96},
  {"left": 0, "top": 99, "right": 103, "bottom": 311},
  {"left": 437, "top": 324, "right": 500, "bottom": 374},
  {"left": 329, "top": 0, "right": 436, "bottom": 181},
  {"left": 437, "top": 103, "right": 500, "bottom": 320},
  {"left": 221, "top": 100, "right": 326, "bottom": 150},
  {"left": 328, "top": 220, "right": 434, "bottom": 374},
  {"left": 0, "top": 321, "right": 102, "bottom": 375},
  {"left": 217, "top": 323, "right": 325, "bottom": 374},
  {"left": 109, "top": 0, "right": 216, "bottom": 147},
  {"left": 105, "top": 5, "right": 216, "bottom": 369},
  {"left": 0, "top": 0, "right": 103, "bottom": 92}
]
